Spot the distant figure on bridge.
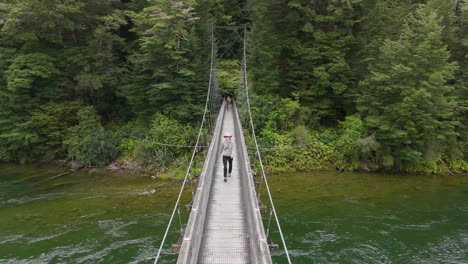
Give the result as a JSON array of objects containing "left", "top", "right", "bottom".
[
  {"left": 225, "top": 96, "right": 232, "bottom": 111},
  {"left": 220, "top": 132, "right": 233, "bottom": 182}
]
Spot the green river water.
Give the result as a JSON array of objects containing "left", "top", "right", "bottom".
[{"left": 0, "top": 164, "right": 467, "bottom": 263}]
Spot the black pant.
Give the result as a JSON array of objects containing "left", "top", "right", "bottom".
[{"left": 222, "top": 156, "right": 233, "bottom": 178}]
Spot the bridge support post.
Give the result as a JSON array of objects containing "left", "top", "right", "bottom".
[
  {"left": 171, "top": 238, "right": 182, "bottom": 253},
  {"left": 171, "top": 226, "right": 186, "bottom": 253},
  {"left": 267, "top": 235, "right": 279, "bottom": 254},
  {"left": 185, "top": 200, "right": 193, "bottom": 212},
  {"left": 258, "top": 200, "right": 267, "bottom": 214}
]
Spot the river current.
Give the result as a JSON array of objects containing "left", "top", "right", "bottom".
[{"left": 0, "top": 164, "right": 467, "bottom": 263}]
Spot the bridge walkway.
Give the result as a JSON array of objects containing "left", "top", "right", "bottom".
[{"left": 197, "top": 107, "right": 251, "bottom": 263}]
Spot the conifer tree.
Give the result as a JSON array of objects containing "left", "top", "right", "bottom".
[
  {"left": 451, "top": 0, "right": 468, "bottom": 160},
  {"left": 358, "top": 4, "right": 459, "bottom": 170},
  {"left": 0, "top": 53, "right": 58, "bottom": 162},
  {"left": 0, "top": 0, "right": 127, "bottom": 162},
  {"left": 251, "top": 0, "right": 363, "bottom": 124},
  {"left": 122, "top": 0, "right": 206, "bottom": 121}
]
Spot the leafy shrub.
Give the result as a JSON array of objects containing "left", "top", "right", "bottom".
[
  {"left": 31, "top": 101, "right": 83, "bottom": 159},
  {"left": 64, "top": 106, "right": 118, "bottom": 166},
  {"left": 122, "top": 114, "right": 195, "bottom": 168},
  {"left": 449, "top": 159, "right": 468, "bottom": 173},
  {"left": 334, "top": 115, "right": 366, "bottom": 170},
  {"left": 259, "top": 125, "right": 335, "bottom": 173},
  {"left": 115, "top": 118, "right": 150, "bottom": 155},
  {"left": 0, "top": 119, "right": 44, "bottom": 164},
  {"left": 149, "top": 113, "right": 195, "bottom": 156}
]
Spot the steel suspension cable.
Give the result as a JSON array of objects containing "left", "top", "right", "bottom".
[
  {"left": 153, "top": 24, "right": 216, "bottom": 264},
  {"left": 241, "top": 24, "right": 292, "bottom": 264}
]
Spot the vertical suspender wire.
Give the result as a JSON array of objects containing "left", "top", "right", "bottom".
[
  {"left": 205, "top": 53, "right": 215, "bottom": 177},
  {"left": 209, "top": 64, "right": 216, "bottom": 135},
  {"left": 242, "top": 24, "right": 292, "bottom": 264},
  {"left": 266, "top": 205, "right": 274, "bottom": 237},
  {"left": 177, "top": 205, "right": 183, "bottom": 235},
  {"left": 153, "top": 24, "right": 216, "bottom": 264},
  {"left": 213, "top": 48, "right": 219, "bottom": 128},
  {"left": 207, "top": 40, "right": 215, "bottom": 138}
]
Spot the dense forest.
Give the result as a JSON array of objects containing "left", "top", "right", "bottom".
[{"left": 0, "top": 0, "right": 466, "bottom": 174}]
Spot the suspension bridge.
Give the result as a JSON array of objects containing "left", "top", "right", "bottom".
[{"left": 154, "top": 25, "right": 291, "bottom": 264}]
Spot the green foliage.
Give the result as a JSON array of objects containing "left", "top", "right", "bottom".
[
  {"left": 31, "top": 101, "right": 84, "bottom": 159},
  {"left": 258, "top": 124, "right": 335, "bottom": 173},
  {"left": 0, "top": 52, "right": 59, "bottom": 163},
  {"left": 121, "top": 0, "right": 207, "bottom": 121},
  {"left": 270, "top": 97, "right": 302, "bottom": 131},
  {"left": 217, "top": 59, "right": 241, "bottom": 95},
  {"left": 149, "top": 113, "right": 195, "bottom": 157},
  {"left": 120, "top": 114, "right": 195, "bottom": 170},
  {"left": 317, "top": 129, "right": 339, "bottom": 146},
  {"left": 403, "top": 157, "right": 468, "bottom": 175},
  {"left": 449, "top": 159, "right": 468, "bottom": 173},
  {"left": 4, "top": 53, "right": 58, "bottom": 111},
  {"left": 115, "top": 118, "right": 150, "bottom": 155},
  {"left": 452, "top": 1, "right": 468, "bottom": 162},
  {"left": 0, "top": 0, "right": 465, "bottom": 175},
  {"left": 64, "top": 106, "right": 118, "bottom": 166},
  {"left": 0, "top": 119, "right": 44, "bottom": 164},
  {"left": 0, "top": 0, "right": 81, "bottom": 45},
  {"left": 158, "top": 166, "right": 187, "bottom": 180},
  {"left": 334, "top": 115, "right": 378, "bottom": 171},
  {"left": 251, "top": 0, "right": 363, "bottom": 123},
  {"left": 358, "top": 4, "right": 460, "bottom": 171},
  {"left": 241, "top": 93, "right": 313, "bottom": 134}
]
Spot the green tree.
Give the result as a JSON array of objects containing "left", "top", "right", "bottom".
[
  {"left": 128, "top": 114, "right": 195, "bottom": 167},
  {"left": 148, "top": 113, "right": 195, "bottom": 157},
  {"left": 249, "top": 0, "right": 283, "bottom": 96},
  {"left": 0, "top": 0, "right": 129, "bottom": 117},
  {"left": 0, "top": 53, "right": 58, "bottom": 162},
  {"left": 334, "top": 115, "right": 379, "bottom": 171},
  {"left": 451, "top": 0, "right": 468, "bottom": 160},
  {"left": 251, "top": 0, "right": 364, "bottom": 124},
  {"left": 122, "top": 0, "right": 206, "bottom": 121},
  {"left": 0, "top": 0, "right": 84, "bottom": 47},
  {"left": 4, "top": 53, "right": 58, "bottom": 111},
  {"left": 64, "top": 106, "right": 118, "bottom": 166},
  {"left": 358, "top": 4, "right": 459, "bottom": 170},
  {"left": 31, "top": 101, "right": 83, "bottom": 159}
]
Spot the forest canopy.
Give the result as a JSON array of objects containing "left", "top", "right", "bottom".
[{"left": 0, "top": 0, "right": 466, "bottom": 174}]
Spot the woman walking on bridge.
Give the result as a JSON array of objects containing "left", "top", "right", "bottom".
[{"left": 220, "top": 133, "right": 233, "bottom": 182}]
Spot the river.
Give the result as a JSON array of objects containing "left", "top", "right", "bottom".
[{"left": 0, "top": 164, "right": 467, "bottom": 263}]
